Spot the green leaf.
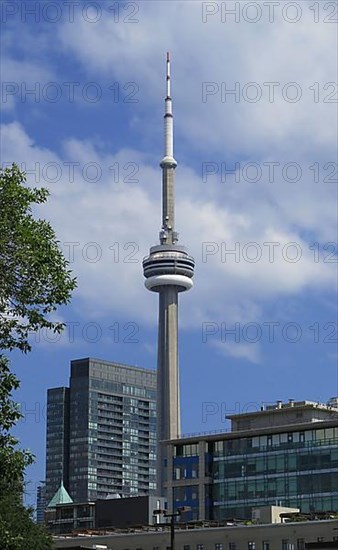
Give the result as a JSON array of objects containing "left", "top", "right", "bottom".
[{"left": 0, "top": 163, "right": 77, "bottom": 352}]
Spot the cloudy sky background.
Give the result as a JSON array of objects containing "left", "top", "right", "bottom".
[{"left": 1, "top": 0, "right": 337, "bottom": 506}]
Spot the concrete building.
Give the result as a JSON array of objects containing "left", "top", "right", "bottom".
[
  {"left": 306, "top": 543, "right": 338, "bottom": 549},
  {"left": 142, "top": 53, "right": 194, "bottom": 496},
  {"left": 45, "top": 358, "right": 157, "bottom": 504},
  {"left": 164, "top": 399, "right": 338, "bottom": 522},
  {"left": 52, "top": 515, "right": 338, "bottom": 549},
  {"left": 46, "top": 500, "right": 95, "bottom": 535}
]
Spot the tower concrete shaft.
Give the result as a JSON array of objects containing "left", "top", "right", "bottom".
[
  {"left": 157, "top": 288, "right": 180, "bottom": 441},
  {"left": 143, "top": 53, "right": 194, "bottom": 497}
]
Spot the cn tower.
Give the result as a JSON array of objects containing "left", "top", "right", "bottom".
[{"left": 143, "top": 53, "right": 195, "bottom": 496}]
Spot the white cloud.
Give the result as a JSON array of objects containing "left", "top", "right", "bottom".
[
  {"left": 2, "top": 2, "right": 336, "bottom": 363},
  {"left": 57, "top": 0, "right": 337, "bottom": 157},
  {"left": 1, "top": 122, "right": 335, "bottom": 341},
  {"left": 212, "top": 339, "right": 262, "bottom": 364},
  {"left": 1, "top": 55, "right": 57, "bottom": 112}
]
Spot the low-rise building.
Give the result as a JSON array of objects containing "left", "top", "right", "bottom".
[
  {"left": 164, "top": 399, "right": 338, "bottom": 521},
  {"left": 53, "top": 515, "right": 338, "bottom": 549},
  {"left": 45, "top": 494, "right": 165, "bottom": 535}
]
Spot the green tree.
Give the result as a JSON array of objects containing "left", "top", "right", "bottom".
[
  {"left": 0, "top": 164, "right": 77, "bottom": 548},
  {"left": 0, "top": 493, "right": 53, "bottom": 550},
  {"left": 0, "top": 163, "right": 76, "bottom": 352},
  {"left": 0, "top": 355, "right": 53, "bottom": 549},
  {"left": 0, "top": 355, "right": 33, "bottom": 495}
]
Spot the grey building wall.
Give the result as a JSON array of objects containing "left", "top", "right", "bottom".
[
  {"left": 96, "top": 495, "right": 165, "bottom": 529},
  {"left": 229, "top": 400, "right": 338, "bottom": 432}
]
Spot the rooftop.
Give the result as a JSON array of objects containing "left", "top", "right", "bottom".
[
  {"left": 48, "top": 482, "right": 73, "bottom": 508},
  {"left": 227, "top": 398, "right": 338, "bottom": 419}
]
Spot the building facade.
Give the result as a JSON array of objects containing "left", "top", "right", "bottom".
[
  {"left": 45, "top": 358, "right": 157, "bottom": 504},
  {"left": 165, "top": 399, "right": 338, "bottom": 521},
  {"left": 53, "top": 517, "right": 338, "bottom": 550}
]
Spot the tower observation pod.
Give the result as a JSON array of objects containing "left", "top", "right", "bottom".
[{"left": 142, "top": 53, "right": 195, "bottom": 498}]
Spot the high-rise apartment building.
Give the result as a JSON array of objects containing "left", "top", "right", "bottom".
[{"left": 45, "top": 358, "right": 157, "bottom": 504}]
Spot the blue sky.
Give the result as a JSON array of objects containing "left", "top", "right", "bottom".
[{"left": 1, "top": 0, "right": 337, "bottom": 507}]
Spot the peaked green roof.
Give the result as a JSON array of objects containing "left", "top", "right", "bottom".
[{"left": 47, "top": 481, "right": 73, "bottom": 508}]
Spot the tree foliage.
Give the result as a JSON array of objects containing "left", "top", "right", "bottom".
[
  {"left": 0, "top": 164, "right": 76, "bottom": 548},
  {"left": 0, "top": 163, "right": 76, "bottom": 352},
  {"left": 0, "top": 355, "right": 33, "bottom": 495},
  {"left": 0, "top": 356, "right": 54, "bottom": 549},
  {"left": 0, "top": 493, "right": 54, "bottom": 550}
]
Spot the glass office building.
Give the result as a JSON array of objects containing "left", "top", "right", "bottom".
[
  {"left": 167, "top": 400, "right": 338, "bottom": 521},
  {"left": 45, "top": 358, "right": 157, "bottom": 504}
]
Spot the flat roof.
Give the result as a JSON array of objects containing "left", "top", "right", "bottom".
[
  {"left": 71, "top": 357, "right": 156, "bottom": 376},
  {"left": 53, "top": 518, "right": 338, "bottom": 541},
  {"left": 165, "top": 418, "right": 338, "bottom": 445},
  {"left": 228, "top": 401, "right": 338, "bottom": 420}
]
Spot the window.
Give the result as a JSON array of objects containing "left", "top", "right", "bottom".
[
  {"left": 197, "top": 546, "right": 204, "bottom": 550},
  {"left": 280, "top": 432, "right": 288, "bottom": 444},
  {"left": 215, "top": 545, "right": 223, "bottom": 550},
  {"left": 297, "top": 540, "right": 305, "bottom": 550},
  {"left": 229, "top": 544, "right": 236, "bottom": 550},
  {"left": 215, "top": 440, "right": 224, "bottom": 452},
  {"left": 263, "top": 543, "right": 270, "bottom": 550},
  {"left": 248, "top": 543, "right": 256, "bottom": 550},
  {"left": 272, "top": 434, "right": 279, "bottom": 446},
  {"left": 184, "top": 546, "right": 190, "bottom": 550}
]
